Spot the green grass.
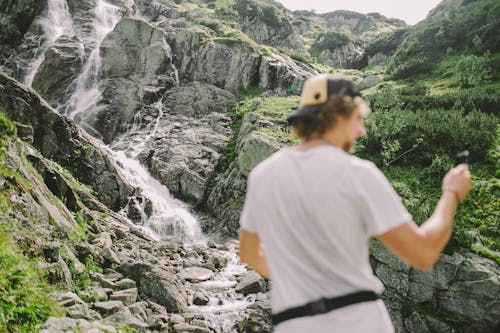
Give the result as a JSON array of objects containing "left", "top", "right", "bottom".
[{"left": 0, "top": 226, "right": 63, "bottom": 332}]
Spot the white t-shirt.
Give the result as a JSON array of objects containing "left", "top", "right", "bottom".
[{"left": 239, "top": 145, "right": 412, "bottom": 332}]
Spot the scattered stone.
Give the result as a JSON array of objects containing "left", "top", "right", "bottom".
[
  {"left": 179, "top": 267, "right": 214, "bottom": 283},
  {"left": 104, "top": 309, "right": 149, "bottom": 331},
  {"left": 192, "top": 290, "right": 210, "bottom": 306},
  {"left": 116, "top": 278, "right": 136, "bottom": 289},
  {"left": 128, "top": 302, "right": 148, "bottom": 322},
  {"left": 65, "top": 303, "right": 102, "bottom": 321},
  {"left": 40, "top": 317, "right": 116, "bottom": 333},
  {"left": 54, "top": 292, "right": 86, "bottom": 307},
  {"left": 91, "top": 272, "right": 118, "bottom": 289},
  {"left": 110, "top": 288, "right": 138, "bottom": 305},
  {"left": 93, "top": 300, "right": 126, "bottom": 317},
  {"left": 235, "top": 271, "right": 267, "bottom": 295},
  {"left": 173, "top": 323, "right": 211, "bottom": 333}
]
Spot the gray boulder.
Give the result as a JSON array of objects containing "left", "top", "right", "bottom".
[
  {"left": 110, "top": 288, "right": 138, "bottom": 305},
  {"left": 93, "top": 300, "right": 126, "bottom": 317},
  {"left": 235, "top": 271, "right": 267, "bottom": 295},
  {"left": 193, "top": 290, "right": 210, "bottom": 305},
  {"left": 179, "top": 267, "right": 214, "bottom": 283},
  {"left": 118, "top": 261, "right": 187, "bottom": 312}
]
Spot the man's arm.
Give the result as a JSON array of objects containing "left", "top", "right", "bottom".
[
  {"left": 239, "top": 228, "right": 270, "bottom": 279},
  {"left": 377, "top": 164, "right": 471, "bottom": 271}
]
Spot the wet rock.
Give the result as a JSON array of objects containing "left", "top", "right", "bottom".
[
  {"left": 192, "top": 290, "right": 209, "bottom": 306},
  {"left": 32, "top": 35, "right": 84, "bottom": 107},
  {"left": 235, "top": 271, "right": 267, "bottom": 295},
  {"left": 96, "top": 17, "right": 175, "bottom": 142},
  {"left": 233, "top": 300, "right": 272, "bottom": 333},
  {"left": 110, "top": 288, "right": 138, "bottom": 305},
  {"left": 0, "top": 0, "right": 46, "bottom": 48},
  {"left": 179, "top": 267, "right": 214, "bottom": 283}
]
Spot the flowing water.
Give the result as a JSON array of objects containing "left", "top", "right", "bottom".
[
  {"left": 24, "top": 0, "right": 256, "bottom": 329},
  {"left": 24, "top": 0, "right": 75, "bottom": 86}
]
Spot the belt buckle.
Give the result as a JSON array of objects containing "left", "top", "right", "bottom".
[{"left": 309, "top": 299, "right": 327, "bottom": 314}]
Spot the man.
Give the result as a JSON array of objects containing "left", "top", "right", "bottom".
[{"left": 238, "top": 74, "right": 471, "bottom": 332}]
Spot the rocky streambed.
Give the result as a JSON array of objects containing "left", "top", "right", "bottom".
[{"left": 41, "top": 229, "right": 272, "bottom": 333}]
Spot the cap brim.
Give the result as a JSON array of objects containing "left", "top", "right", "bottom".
[{"left": 287, "top": 104, "right": 324, "bottom": 123}]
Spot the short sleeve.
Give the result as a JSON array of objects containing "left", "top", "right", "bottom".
[
  {"left": 239, "top": 173, "right": 259, "bottom": 233},
  {"left": 356, "top": 162, "right": 412, "bottom": 236}
]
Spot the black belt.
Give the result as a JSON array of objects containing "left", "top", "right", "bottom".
[{"left": 272, "top": 290, "right": 379, "bottom": 326}]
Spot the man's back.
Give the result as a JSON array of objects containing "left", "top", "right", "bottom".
[{"left": 241, "top": 145, "right": 409, "bottom": 313}]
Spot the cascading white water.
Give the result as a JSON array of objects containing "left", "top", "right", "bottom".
[
  {"left": 24, "top": 0, "right": 75, "bottom": 86},
  {"left": 58, "top": 0, "right": 121, "bottom": 129},
  {"left": 34, "top": 0, "right": 206, "bottom": 243},
  {"left": 110, "top": 101, "right": 204, "bottom": 243}
]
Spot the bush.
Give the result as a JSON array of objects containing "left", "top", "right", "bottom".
[
  {"left": 358, "top": 108, "right": 498, "bottom": 165},
  {"left": 454, "top": 53, "right": 492, "bottom": 88},
  {"left": 310, "top": 32, "right": 351, "bottom": 56},
  {"left": 0, "top": 228, "right": 61, "bottom": 332}
]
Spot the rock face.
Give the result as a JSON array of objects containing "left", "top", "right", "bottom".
[
  {"left": 315, "top": 41, "right": 364, "bottom": 69},
  {"left": 370, "top": 240, "right": 500, "bottom": 333},
  {"left": 0, "top": 0, "right": 47, "bottom": 48},
  {"left": 97, "top": 17, "right": 175, "bottom": 143},
  {"left": 32, "top": 35, "right": 84, "bottom": 108},
  {"left": 205, "top": 111, "right": 281, "bottom": 238},
  {"left": 0, "top": 73, "right": 133, "bottom": 210}
]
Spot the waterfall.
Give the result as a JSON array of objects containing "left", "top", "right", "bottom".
[
  {"left": 29, "top": 0, "right": 205, "bottom": 243},
  {"left": 110, "top": 101, "right": 204, "bottom": 243},
  {"left": 24, "top": 0, "right": 75, "bottom": 86},
  {"left": 57, "top": 0, "right": 121, "bottom": 130}
]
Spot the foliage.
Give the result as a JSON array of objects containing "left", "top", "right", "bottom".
[
  {"left": 364, "top": 28, "right": 409, "bottom": 57},
  {"left": 454, "top": 52, "right": 492, "bottom": 88},
  {"left": 358, "top": 106, "right": 497, "bottom": 166},
  {"left": 382, "top": 166, "right": 500, "bottom": 264},
  {"left": 387, "top": 0, "right": 500, "bottom": 79},
  {"left": 309, "top": 32, "right": 351, "bottom": 56},
  {"left": 0, "top": 112, "right": 16, "bottom": 155},
  {"left": 216, "top": 93, "right": 299, "bottom": 172},
  {"left": 0, "top": 227, "right": 62, "bottom": 332},
  {"left": 232, "top": 0, "right": 288, "bottom": 28}
]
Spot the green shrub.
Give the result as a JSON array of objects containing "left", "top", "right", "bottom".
[
  {"left": 0, "top": 228, "right": 62, "bottom": 332},
  {"left": 358, "top": 108, "right": 497, "bottom": 165},
  {"left": 310, "top": 32, "right": 351, "bottom": 56},
  {"left": 454, "top": 53, "right": 492, "bottom": 88}
]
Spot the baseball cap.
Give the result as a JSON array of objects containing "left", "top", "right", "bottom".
[{"left": 287, "top": 74, "right": 369, "bottom": 123}]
